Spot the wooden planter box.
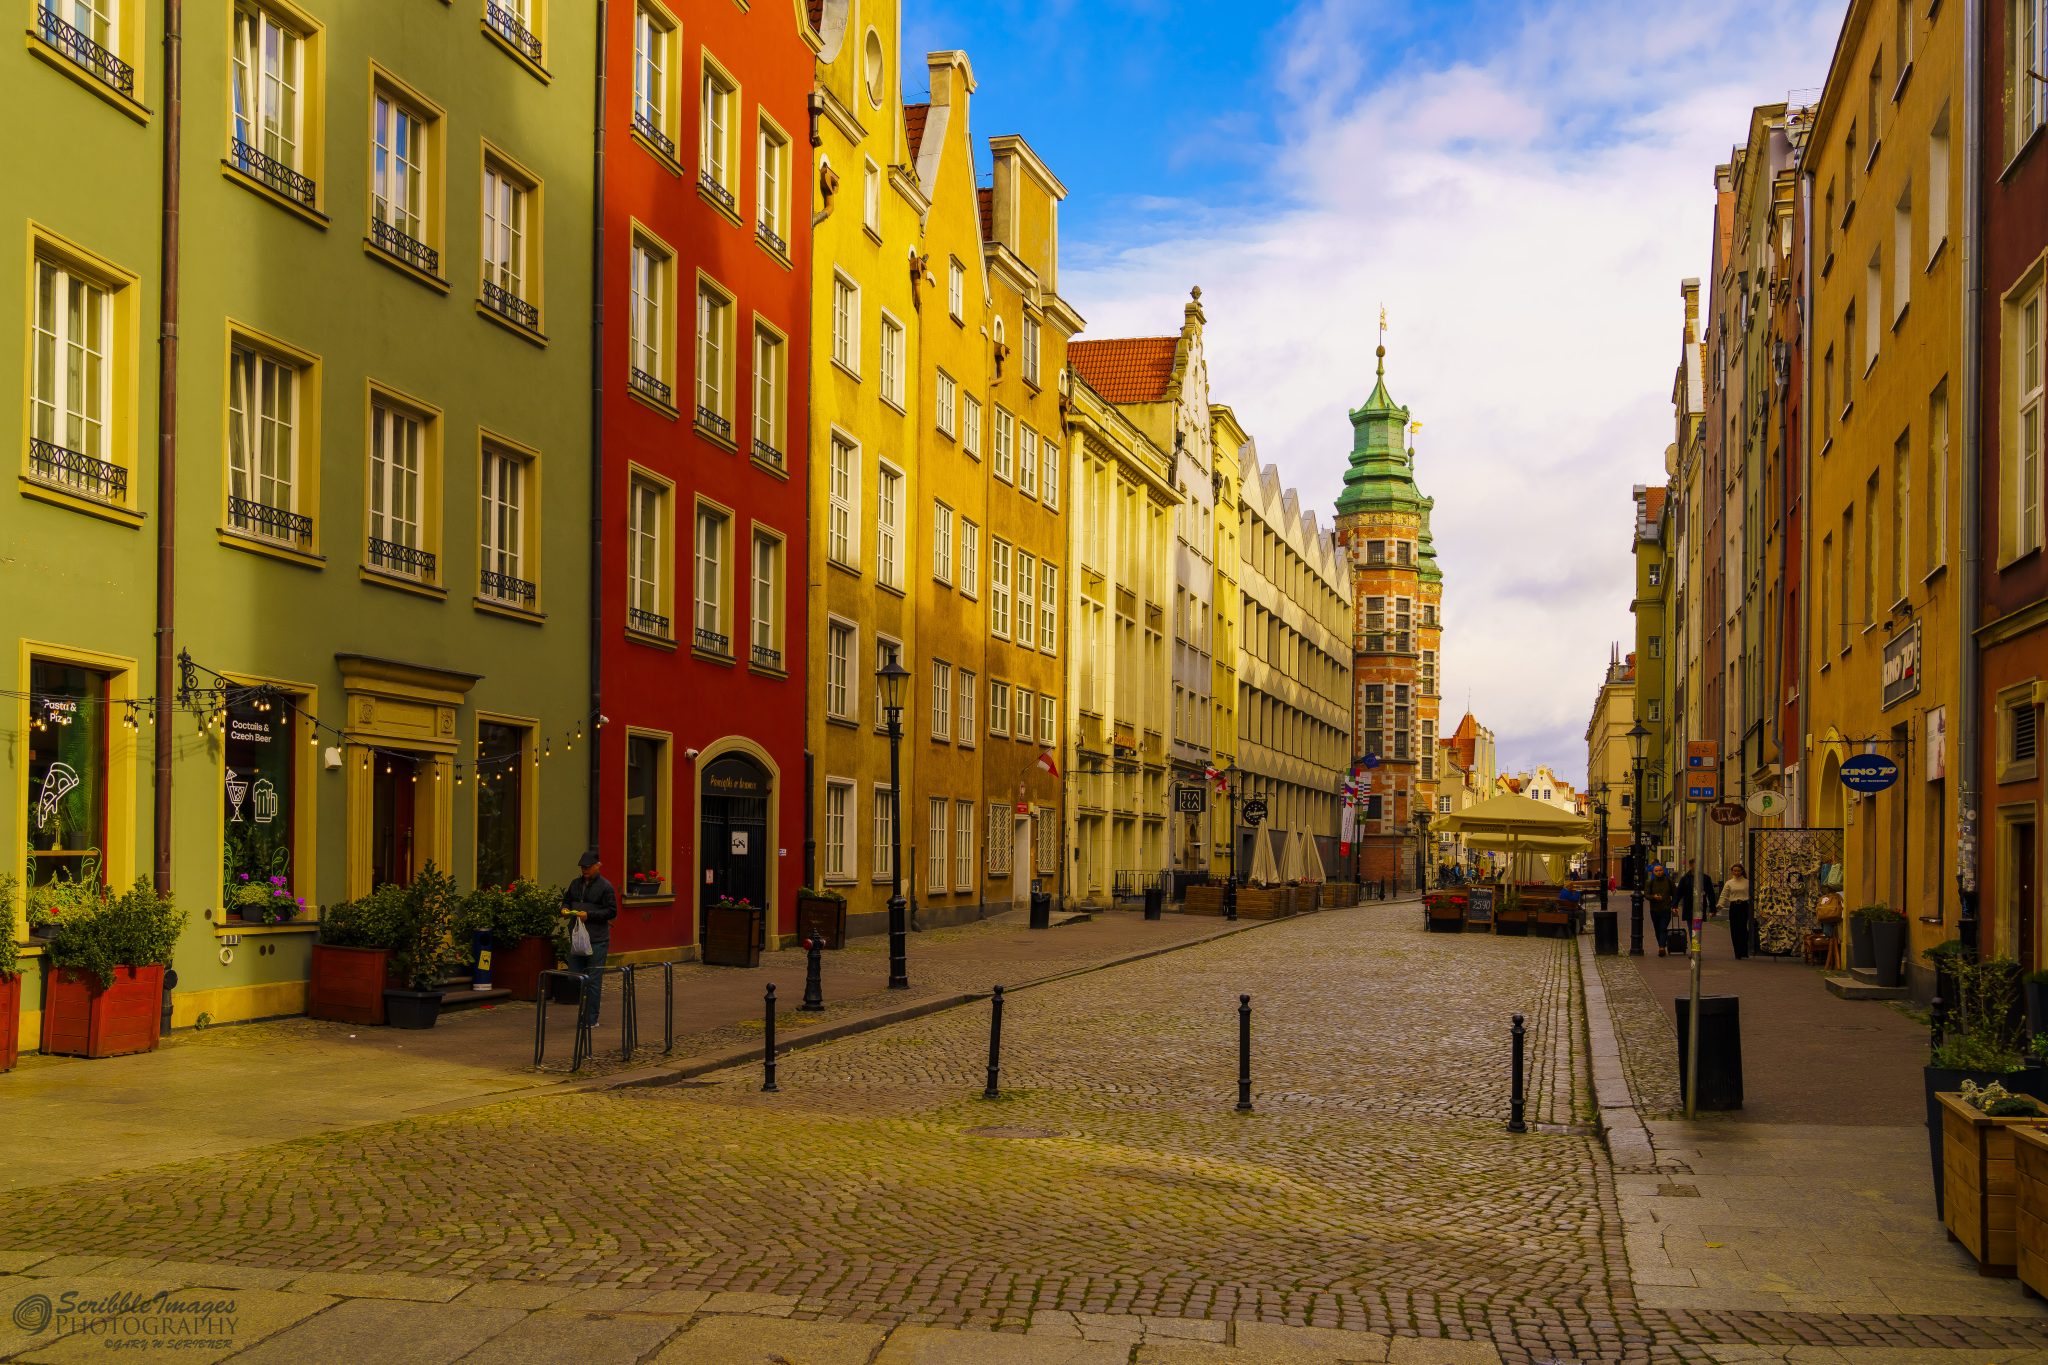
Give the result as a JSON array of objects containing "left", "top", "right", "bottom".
[
  {"left": 1534, "top": 910, "right": 1572, "bottom": 939},
  {"left": 2014, "top": 1127, "right": 2048, "bottom": 1296},
  {"left": 702, "top": 903, "right": 764, "bottom": 968},
  {"left": 1495, "top": 909, "right": 1531, "bottom": 937},
  {"left": 492, "top": 935, "right": 556, "bottom": 1002},
  {"left": 308, "top": 944, "right": 395, "bottom": 1026},
  {"left": 0, "top": 973, "right": 20, "bottom": 1072},
  {"left": 42, "top": 964, "right": 163, "bottom": 1058},
  {"left": 1236, "top": 887, "right": 1291, "bottom": 920},
  {"left": 1182, "top": 885, "right": 1228, "bottom": 917},
  {"left": 1941, "top": 1090, "right": 2048, "bottom": 1275},
  {"left": 795, "top": 896, "right": 849, "bottom": 949}
]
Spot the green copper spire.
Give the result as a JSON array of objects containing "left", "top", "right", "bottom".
[
  {"left": 1335, "top": 344, "right": 1422, "bottom": 517},
  {"left": 1418, "top": 495, "right": 1444, "bottom": 584}
]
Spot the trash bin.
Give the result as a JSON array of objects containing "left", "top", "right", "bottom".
[
  {"left": 1674, "top": 995, "right": 1743, "bottom": 1111},
  {"left": 1592, "top": 909, "right": 1619, "bottom": 956},
  {"left": 1029, "top": 891, "right": 1052, "bottom": 930},
  {"left": 1143, "top": 886, "right": 1163, "bottom": 920}
]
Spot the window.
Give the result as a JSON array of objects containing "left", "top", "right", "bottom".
[
  {"left": 482, "top": 157, "right": 539, "bottom": 330},
  {"left": 2011, "top": 282, "right": 2045, "bottom": 560},
  {"left": 1865, "top": 253, "right": 1882, "bottom": 364},
  {"left": 872, "top": 783, "right": 895, "bottom": 880},
  {"left": 862, "top": 158, "right": 881, "bottom": 235},
  {"left": 1041, "top": 438, "right": 1059, "bottom": 511},
  {"left": 474, "top": 719, "right": 526, "bottom": 890},
  {"left": 1927, "top": 379, "right": 1950, "bottom": 571},
  {"left": 1823, "top": 348, "right": 1836, "bottom": 436},
  {"left": 1999, "top": 686, "right": 2040, "bottom": 782},
  {"left": 1015, "top": 690, "right": 1033, "bottom": 743},
  {"left": 1896, "top": 0, "right": 1913, "bottom": 73},
  {"left": 28, "top": 249, "right": 130, "bottom": 506},
  {"left": 225, "top": 338, "right": 309, "bottom": 543},
  {"left": 1015, "top": 552, "right": 1036, "bottom": 648},
  {"left": 479, "top": 443, "right": 532, "bottom": 607},
  {"left": 749, "top": 529, "right": 782, "bottom": 669},
  {"left": 962, "top": 394, "right": 983, "bottom": 459},
  {"left": 1039, "top": 694, "right": 1056, "bottom": 748},
  {"left": 828, "top": 435, "right": 859, "bottom": 568},
  {"left": 987, "top": 801, "right": 1013, "bottom": 876},
  {"left": 693, "top": 504, "right": 730, "bottom": 654},
  {"left": 629, "top": 233, "right": 674, "bottom": 407},
  {"left": 948, "top": 257, "right": 965, "bottom": 321},
  {"left": 1421, "top": 649, "right": 1437, "bottom": 694},
  {"left": 753, "top": 323, "right": 784, "bottom": 463},
  {"left": 1867, "top": 56, "right": 1883, "bottom": 150},
  {"left": 928, "top": 798, "right": 948, "bottom": 892},
  {"left": 230, "top": 3, "right": 314, "bottom": 207},
  {"left": 876, "top": 463, "right": 903, "bottom": 589},
  {"left": 221, "top": 689, "right": 301, "bottom": 916},
  {"left": 624, "top": 733, "right": 667, "bottom": 896},
  {"left": 1893, "top": 183, "right": 1912, "bottom": 320},
  {"left": 699, "top": 58, "right": 738, "bottom": 207},
  {"left": 627, "top": 472, "right": 671, "bottom": 638},
  {"left": 1930, "top": 102, "right": 1951, "bottom": 254},
  {"left": 25, "top": 659, "right": 111, "bottom": 887},
  {"left": 823, "top": 779, "right": 853, "bottom": 880},
  {"left": 1841, "top": 503, "right": 1856, "bottom": 649},
  {"left": 933, "top": 501, "right": 954, "bottom": 582},
  {"left": 935, "top": 370, "right": 957, "bottom": 437},
  {"left": 757, "top": 117, "right": 790, "bottom": 253},
  {"left": 2014, "top": 0, "right": 2046, "bottom": 149},
  {"left": 826, "top": 619, "right": 855, "bottom": 719},
  {"left": 955, "top": 800, "right": 974, "bottom": 891},
  {"left": 1022, "top": 314, "right": 1041, "bottom": 387},
  {"left": 874, "top": 636, "right": 900, "bottom": 729},
  {"left": 371, "top": 80, "right": 438, "bottom": 276},
  {"left": 931, "top": 660, "right": 952, "bottom": 740},
  {"left": 1040, "top": 563, "right": 1058, "bottom": 654},
  {"left": 485, "top": 0, "right": 543, "bottom": 67},
  {"left": 831, "top": 272, "right": 860, "bottom": 373},
  {"left": 960, "top": 519, "right": 980, "bottom": 597},
  {"left": 1821, "top": 532, "right": 1834, "bottom": 656},
  {"left": 1648, "top": 636, "right": 1662, "bottom": 659},
  {"left": 1892, "top": 428, "right": 1910, "bottom": 602},
  {"left": 1844, "top": 304, "right": 1858, "bottom": 400},
  {"left": 631, "top": 2, "right": 677, "bottom": 160},
  {"left": 879, "top": 315, "right": 905, "bottom": 408},
  {"left": 694, "top": 279, "right": 734, "bottom": 438},
  {"left": 990, "top": 539, "right": 1012, "bottom": 637},
  {"left": 993, "top": 406, "right": 1015, "bottom": 481},
  {"left": 989, "top": 680, "right": 1010, "bottom": 736},
  {"left": 1019, "top": 427, "right": 1038, "bottom": 498},
  {"left": 367, "top": 395, "right": 434, "bottom": 582},
  {"left": 958, "top": 671, "right": 976, "bottom": 741}
]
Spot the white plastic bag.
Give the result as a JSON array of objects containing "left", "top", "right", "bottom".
[{"left": 569, "top": 917, "right": 592, "bottom": 957}]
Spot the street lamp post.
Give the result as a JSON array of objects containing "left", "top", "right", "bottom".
[
  {"left": 1591, "top": 784, "right": 1610, "bottom": 915},
  {"left": 1627, "top": 721, "right": 1649, "bottom": 956},
  {"left": 1224, "top": 770, "right": 1239, "bottom": 921},
  {"left": 1412, "top": 809, "right": 1430, "bottom": 892},
  {"left": 877, "top": 656, "right": 911, "bottom": 990}
]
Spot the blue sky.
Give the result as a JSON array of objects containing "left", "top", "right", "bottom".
[{"left": 898, "top": 0, "right": 1845, "bottom": 780}]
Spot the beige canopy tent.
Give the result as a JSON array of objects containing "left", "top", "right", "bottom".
[
  {"left": 1300, "top": 829, "right": 1330, "bottom": 882},
  {"left": 1248, "top": 827, "right": 1281, "bottom": 885},
  {"left": 1432, "top": 794, "right": 1592, "bottom": 895}
]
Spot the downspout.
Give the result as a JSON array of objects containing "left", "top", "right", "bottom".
[
  {"left": 587, "top": 0, "right": 607, "bottom": 852},
  {"left": 1956, "top": 0, "right": 1984, "bottom": 952},
  {"left": 1798, "top": 164, "right": 1814, "bottom": 832},
  {"left": 153, "top": 0, "right": 183, "bottom": 894}
]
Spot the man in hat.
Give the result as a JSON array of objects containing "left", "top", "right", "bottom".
[{"left": 562, "top": 850, "right": 619, "bottom": 1027}]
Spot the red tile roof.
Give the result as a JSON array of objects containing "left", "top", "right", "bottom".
[
  {"left": 1069, "top": 337, "right": 1180, "bottom": 403},
  {"left": 1643, "top": 487, "right": 1667, "bottom": 521},
  {"left": 976, "top": 186, "right": 994, "bottom": 242},
  {"left": 903, "top": 104, "right": 930, "bottom": 163}
]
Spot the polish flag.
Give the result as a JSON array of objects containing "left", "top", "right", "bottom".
[
  {"left": 1204, "top": 764, "right": 1224, "bottom": 790},
  {"left": 1035, "top": 752, "right": 1060, "bottom": 779}
]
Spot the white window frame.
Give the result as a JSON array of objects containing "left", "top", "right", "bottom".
[
  {"left": 862, "top": 158, "right": 881, "bottom": 235},
  {"left": 1018, "top": 426, "right": 1038, "bottom": 498},
  {"left": 962, "top": 394, "right": 983, "bottom": 459},
  {"left": 828, "top": 432, "right": 860, "bottom": 569},
  {"left": 935, "top": 369, "right": 957, "bottom": 437},
  {"left": 958, "top": 671, "right": 976, "bottom": 744},
  {"left": 1039, "top": 562, "right": 1058, "bottom": 654},
  {"left": 989, "top": 680, "right": 1010, "bottom": 737},
  {"left": 232, "top": 4, "right": 306, "bottom": 184},
  {"left": 927, "top": 797, "right": 948, "bottom": 893},
  {"left": 825, "top": 617, "right": 856, "bottom": 719},
  {"left": 879, "top": 312, "right": 905, "bottom": 409},
  {"left": 1022, "top": 314, "right": 1041, "bottom": 387},
  {"left": 955, "top": 799, "right": 974, "bottom": 890},
  {"left": 750, "top": 528, "right": 780, "bottom": 662},
  {"left": 226, "top": 341, "right": 301, "bottom": 525},
  {"left": 960, "top": 519, "right": 980, "bottom": 598},
  {"left": 482, "top": 159, "right": 532, "bottom": 313},
  {"left": 371, "top": 89, "right": 430, "bottom": 250},
  {"left": 986, "top": 801, "right": 1012, "bottom": 876},
  {"left": 695, "top": 279, "right": 734, "bottom": 430},
  {"left": 876, "top": 461, "right": 903, "bottom": 590},
  {"left": 1041, "top": 439, "right": 1059, "bottom": 511},
  {"left": 871, "top": 781, "right": 895, "bottom": 881},
  {"left": 931, "top": 659, "right": 952, "bottom": 740},
  {"left": 2014, "top": 280, "right": 2045, "bottom": 560},
  {"left": 822, "top": 777, "right": 854, "bottom": 881},
  {"left": 629, "top": 235, "right": 671, "bottom": 398},
  {"left": 1039, "top": 694, "right": 1056, "bottom": 748},
  {"left": 693, "top": 503, "right": 728, "bottom": 651},
  {"left": 479, "top": 443, "right": 527, "bottom": 599},
  {"left": 831, "top": 271, "right": 860, "bottom": 374},
  {"left": 627, "top": 472, "right": 669, "bottom": 635},
  {"left": 757, "top": 116, "right": 789, "bottom": 247},
  {"left": 1015, "top": 551, "right": 1036, "bottom": 648},
  {"left": 368, "top": 398, "right": 427, "bottom": 575},
  {"left": 700, "top": 58, "right": 737, "bottom": 195},
  {"left": 932, "top": 500, "right": 954, "bottom": 583},
  {"left": 993, "top": 405, "right": 1015, "bottom": 481},
  {"left": 631, "top": 2, "right": 675, "bottom": 154},
  {"left": 990, "top": 539, "right": 1012, "bottom": 638},
  {"left": 753, "top": 322, "right": 784, "bottom": 458},
  {"left": 947, "top": 256, "right": 964, "bottom": 321},
  {"left": 2014, "top": 0, "right": 2046, "bottom": 149}
]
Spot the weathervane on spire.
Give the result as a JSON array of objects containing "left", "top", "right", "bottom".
[{"left": 1379, "top": 304, "right": 1387, "bottom": 348}]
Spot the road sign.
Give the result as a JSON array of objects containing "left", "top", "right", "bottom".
[
  {"left": 1242, "top": 798, "right": 1268, "bottom": 826},
  {"left": 1746, "top": 789, "right": 1786, "bottom": 818},
  {"left": 1840, "top": 753, "right": 1900, "bottom": 793},
  {"left": 1686, "top": 773, "right": 1719, "bottom": 802},
  {"left": 1710, "top": 802, "right": 1745, "bottom": 826},
  {"left": 1686, "top": 741, "right": 1718, "bottom": 769},
  {"left": 1174, "top": 784, "right": 1207, "bottom": 814}
]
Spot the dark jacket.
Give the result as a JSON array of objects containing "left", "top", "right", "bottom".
[
  {"left": 1645, "top": 872, "right": 1677, "bottom": 907},
  {"left": 563, "top": 874, "right": 619, "bottom": 949}
]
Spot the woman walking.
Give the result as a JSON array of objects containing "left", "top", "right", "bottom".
[
  {"left": 1720, "top": 862, "right": 1754, "bottom": 960},
  {"left": 1645, "top": 862, "right": 1677, "bottom": 957}
]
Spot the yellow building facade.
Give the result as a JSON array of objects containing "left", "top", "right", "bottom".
[{"left": 1210, "top": 406, "right": 1247, "bottom": 809}]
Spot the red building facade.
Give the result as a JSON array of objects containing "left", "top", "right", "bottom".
[{"left": 596, "top": 0, "right": 816, "bottom": 955}]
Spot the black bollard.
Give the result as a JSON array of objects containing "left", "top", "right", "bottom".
[
  {"left": 762, "top": 983, "right": 779, "bottom": 1093},
  {"left": 801, "top": 938, "right": 825, "bottom": 1012},
  {"left": 1508, "top": 1012, "right": 1528, "bottom": 1133},
  {"left": 1930, "top": 992, "right": 1946, "bottom": 1052},
  {"left": 983, "top": 985, "right": 1005, "bottom": 1100},
  {"left": 1236, "top": 994, "right": 1253, "bottom": 1113}
]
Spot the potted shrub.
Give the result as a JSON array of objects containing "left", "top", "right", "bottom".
[
  {"left": 1847, "top": 904, "right": 1880, "bottom": 971},
  {"left": 794, "top": 886, "right": 849, "bottom": 949},
  {"left": 33, "top": 877, "right": 183, "bottom": 1059},
  {"left": 1928, "top": 955, "right": 2032, "bottom": 1218},
  {"left": 702, "top": 895, "right": 764, "bottom": 968},
  {"left": 1853, "top": 905, "right": 1907, "bottom": 986},
  {"left": 382, "top": 864, "right": 457, "bottom": 1029},
  {"left": 1940, "top": 1080, "right": 2048, "bottom": 1275},
  {"left": 228, "top": 873, "right": 305, "bottom": 926},
  {"left": 452, "top": 880, "right": 563, "bottom": 1001},
  {"left": 0, "top": 874, "right": 21, "bottom": 1072},
  {"left": 311, "top": 886, "right": 406, "bottom": 1025}
]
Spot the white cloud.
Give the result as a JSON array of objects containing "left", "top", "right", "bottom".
[{"left": 1064, "top": 0, "right": 1841, "bottom": 781}]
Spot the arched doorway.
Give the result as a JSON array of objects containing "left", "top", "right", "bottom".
[{"left": 700, "top": 752, "right": 771, "bottom": 944}]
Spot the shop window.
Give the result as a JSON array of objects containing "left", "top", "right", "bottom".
[
  {"left": 475, "top": 720, "right": 527, "bottom": 888},
  {"left": 624, "top": 732, "right": 668, "bottom": 897},
  {"left": 27, "top": 660, "right": 111, "bottom": 887},
  {"left": 220, "top": 692, "right": 304, "bottom": 919}
]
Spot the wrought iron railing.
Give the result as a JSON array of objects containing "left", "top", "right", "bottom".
[
  {"left": 29, "top": 438, "right": 126, "bottom": 502},
  {"left": 693, "top": 625, "right": 730, "bottom": 656},
  {"left": 230, "top": 137, "right": 317, "bottom": 207},
  {"left": 484, "top": 1, "right": 542, "bottom": 62},
  {"left": 628, "top": 607, "right": 670, "bottom": 638},
  {"left": 482, "top": 279, "right": 539, "bottom": 330},
  {"left": 229, "top": 495, "right": 313, "bottom": 545},
  {"left": 479, "top": 567, "right": 536, "bottom": 606},
  {"left": 629, "top": 366, "right": 672, "bottom": 406},
  {"left": 37, "top": 7, "right": 133, "bottom": 95},
  {"left": 370, "top": 216, "right": 440, "bottom": 276},
  {"left": 755, "top": 221, "right": 787, "bottom": 256},
  {"left": 695, "top": 405, "right": 732, "bottom": 440},
  {"left": 751, "top": 642, "right": 782, "bottom": 670},
  {"left": 751, "top": 438, "right": 784, "bottom": 470},
  {"left": 698, "top": 169, "right": 736, "bottom": 212},
  {"left": 367, "top": 536, "right": 436, "bottom": 579},
  {"left": 632, "top": 111, "right": 675, "bottom": 160}
]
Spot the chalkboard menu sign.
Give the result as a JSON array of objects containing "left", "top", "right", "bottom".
[{"left": 1465, "top": 887, "right": 1495, "bottom": 926}]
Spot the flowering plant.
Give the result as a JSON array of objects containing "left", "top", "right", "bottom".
[
  {"left": 711, "top": 894, "right": 754, "bottom": 909},
  {"left": 231, "top": 873, "right": 302, "bottom": 925},
  {"left": 1960, "top": 1079, "right": 2040, "bottom": 1117}
]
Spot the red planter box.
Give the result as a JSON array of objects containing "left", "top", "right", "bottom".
[
  {"left": 308, "top": 944, "right": 395, "bottom": 1025},
  {"left": 42, "top": 964, "right": 163, "bottom": 1058},
  {"left": 0, "top": 973, "right": 19, "bottom": 1072},
  {"left": 492, "top": 935, "right": 557, "bottom": 1002}
]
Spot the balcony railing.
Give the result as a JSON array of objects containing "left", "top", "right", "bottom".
[
  {"left": 367, "top": 536, "right": 435, "bottom": 580},
  {"left": 755, "top": 221, "right": 787, "bottom": 256},
  {"left": 229, "top": 495, "right": 313, "bottom": 546},
  {"left": 29, "top": 438, "right": 126, "bottom": 503},
  {"left": 229, "top": 137, "right": 318, "bottom": 207},
  {"left": 479, "top": 567, "right": 536, "bottom": 607},
  {"left": 695, "top": 405, "right": 732, "bottom": 440},
  {"left": 629, "top": 366, "right": 672, "bottom": 407},
  {"left": 370, "top": 216, "right": 440, "bottom": 276},
  {"left": 693, "top": 625, "right": 730, "bottom": 656},
  {"left": 484, "top": 1, "right": 542, "bottom": 63},
  {"left": 751, "top": 437, "right": 784, "bottom": 470},
  {"left": 698, "top": 170, "right": 736, "bottom": 212},
  {"left": 37, "top": 7, "right": 133, "bottom": 96},
  {"left": 632, "top": 111, "right": 676, "bottom": 161},
  {"left": 751, "top": 642, "right": 782, "bottom": 670},
  {"left": 628, "top": 606, "right": 670, "bottom": 638},
  {"left": 481, "top": 279, "right": 540, "bottom": 331}
]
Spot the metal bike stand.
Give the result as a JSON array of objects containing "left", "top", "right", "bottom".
[
  {"left": 622, "top": 961, "right": 677, "bottom": 1054},
  {"left": 534, "top": 969, "right": 593, "bottom": 1072}
]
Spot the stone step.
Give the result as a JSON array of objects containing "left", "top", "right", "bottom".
[
  {"left": 1825, "top": 973, "right": 1909, "bottom": 1001},
  {"left": 437, "top": 985, "right": 514, "bottom": 1010},
  {"left": 1048, "top": 910, "right": 1093, "bottom": 927}
]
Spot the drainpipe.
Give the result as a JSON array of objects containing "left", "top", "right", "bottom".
[
  {"left": 1956, "top": 0, "right": 1984, "bottom": 954},
  {"left": 152, "top": 0, "right": 183, "bottom": 894},
  {"left": 587, "top": 0, "right": 607, "bottom": 852},
  {"left": 1798, "top": 165, "right": 1814, "bottom": 832}
]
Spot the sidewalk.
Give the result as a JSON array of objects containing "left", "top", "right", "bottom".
[{"left": 0, "top": 907, "right": 1267, "bottom": 1191}]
